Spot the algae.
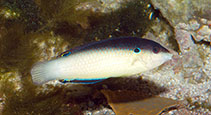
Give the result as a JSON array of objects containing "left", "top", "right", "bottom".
[
  {"left": 0, "top": 70, "right": 83, "bottom": 115},
  {"left": 0, "top": 0, "right": 43, "bottom": 31},
  {"left": 86, "top": 0, "right": 153, "bottom": 42}
]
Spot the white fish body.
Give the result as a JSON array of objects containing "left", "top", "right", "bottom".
[{"left": 31, "top": 37, "right": 173, "bottom": 85}]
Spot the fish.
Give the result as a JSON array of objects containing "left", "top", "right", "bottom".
[{"left": 31, "top": 37, "right": 173, "bottom": 85}]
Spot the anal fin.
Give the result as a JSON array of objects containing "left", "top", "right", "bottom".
[{"left": 60, "top": 78, "right": 106, "bottom": 84}]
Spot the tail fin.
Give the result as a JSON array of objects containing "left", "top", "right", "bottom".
[{"left": 31, "top": 61, "right": 59, "bottom": 85}]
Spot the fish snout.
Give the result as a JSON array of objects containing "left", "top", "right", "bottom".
[{"left": 164, "top": 53, "right": 173, "bottom": 61}]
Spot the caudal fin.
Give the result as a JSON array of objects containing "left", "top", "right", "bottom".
[{"left": 31, "top": 61, "right": 59, "bottom": 85}]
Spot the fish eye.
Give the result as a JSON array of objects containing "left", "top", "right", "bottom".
[
  {"left": 61, "top": 51, "right": 71, "bottom": 57},
  {"left": 152, "top": 46, "right": 160, "bottom": 54},
  {"left": 134, "top": 48, "right": 141, "bottom": 53}
]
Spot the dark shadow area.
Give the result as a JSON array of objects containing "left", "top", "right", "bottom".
[
  {"left": 57, "top": 77, "right": 168, "bottom": 113},
  {"left": 87, "top": 77, "right": 168, "bottom": 103}
]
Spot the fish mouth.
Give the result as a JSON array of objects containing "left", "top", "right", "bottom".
[
  {"left": 164, "top": 48, "right": 177, "bottom": 61},
  {"left": 165, "top": 53, "right": 173, "bottom": 61},
  {"left": 167, "top": 48, "right": 178, "bottom": 56}
]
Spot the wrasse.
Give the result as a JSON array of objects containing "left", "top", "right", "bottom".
[{"left": 31, "top": 37, "right": 173, "bottom": 85}]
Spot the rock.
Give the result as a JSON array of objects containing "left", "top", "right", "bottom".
[
  {"left": 151, "top": 0, "right": 211, "bottom": 26},
  {"left": 189, "top": 19, "right": 200, "bottom": 31},
  {"left": 196, "top": 25, "right": 211, "bottom": 42},
  {"left": 84, "top": 108, "right": 115, "bottom": 115},
  {"left": 208, "top": 94, "right": 211, "bottom": 106},
  {"left": 200, "top": 18, "right": 207, "bottom": 25},
  {"left": 75, "top": 0, "right": 132, "bottom": 13},
  {"left": 142, "top": 1, "right": 211, "bottom": 114},
  {"left": 175, "top": 29, "right": 195, "bottom": 52}
]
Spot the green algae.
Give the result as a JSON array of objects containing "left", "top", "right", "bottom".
[
  {"left": 35, "top": 0, "right": 96, "bottom": 33},
  {"left": 0, "top": 24, "right": 36, "bottom": 72},
  {"left": 0, "top": 69, "right": 83, "bottom": 114},
  {"left": 86, "top": 0, "right": 153, "bottom": 41},
  {"left": 0, "top": 25, "right": 78, "bottom": 114},
  {"left": 34, "top": 0, "right": 154, "bottom": 44},
  {"left": 0, "top": 0, "right": 43, "bottom": 31},
  {"left": 1, "top": 0, "right": 154, "bottom": 40}
]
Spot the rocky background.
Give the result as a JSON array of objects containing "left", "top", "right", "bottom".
[{"left": 0, "top": 0, "right": 210, "bottom": 115}]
